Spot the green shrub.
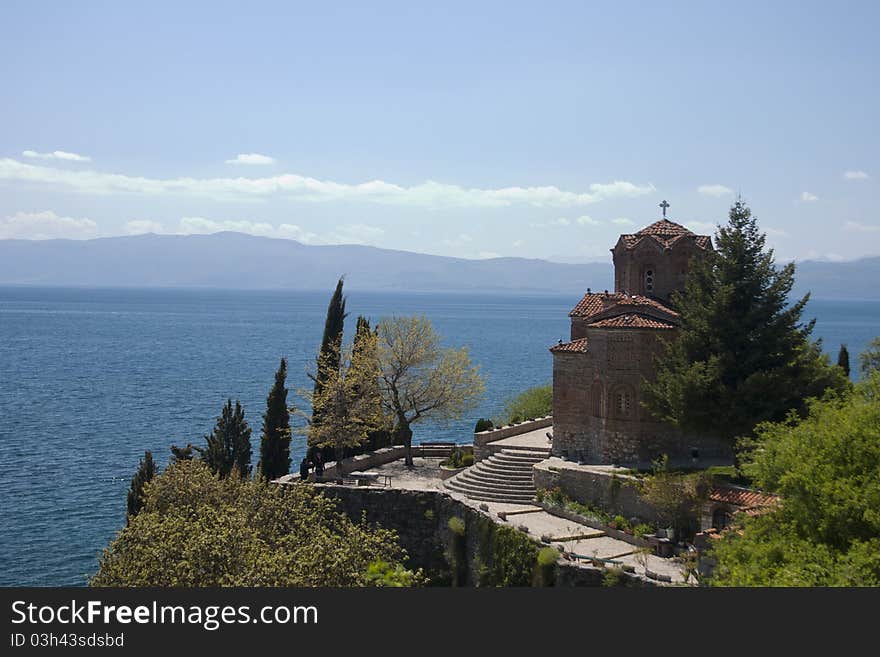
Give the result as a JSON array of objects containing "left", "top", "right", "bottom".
[
  {"left": 536, "top": 547, "right": 560, "bottom": 586},
  {"left": 442, "top": 446, "right": 473, "bottom": 469},
  {"left": 633, "top": 523, "right": 655, "bottom": 538},
  {"left": 610, "top": 515, "right": 631, "bottom": 532},
  {"left": 498, "top": 385, "right": 552, "bottom": 425},
  {"left": 474, "top": 418, "right": 494, "bottom": 433},
  {"left": 460, "top": 453, "right": 474, "bottom": 467},
  {"left": 447, "top": 516, "right": 465, "bottom": 536},
  {"left": 602, "top": 567, "right": 626, "bottom": 587}
]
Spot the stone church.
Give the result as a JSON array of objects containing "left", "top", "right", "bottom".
[{"left": 550, "top": 209, "right": 731, "bottom": 466}]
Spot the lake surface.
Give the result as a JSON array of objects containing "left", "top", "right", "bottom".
[{"left": 1, "top": 287, "right": 877, "bottom": 586}]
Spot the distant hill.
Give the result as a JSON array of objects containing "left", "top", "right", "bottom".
[
  {"left": 0, "top": 232, "right": 612, "bottom": 294},
  {"left": 0, "top": 232, "right": 876, "bottom": 298}
]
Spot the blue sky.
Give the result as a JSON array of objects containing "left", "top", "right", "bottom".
[{"left": 1, "top": 0, "right": 877, "bottom": 261}]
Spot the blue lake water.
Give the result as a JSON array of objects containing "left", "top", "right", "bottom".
[{"left": 1, "top": 286, "right": 878, "bottom": 586}]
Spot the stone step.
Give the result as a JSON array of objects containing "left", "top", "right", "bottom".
[
  {"left": 456, "top": 477, "right": 535, "bottom": 493},
  {"left": 493, "top": 453, "right": 546, "bottom": 465},
  {"left": 480, "top": 456, "right": 534, "bottom": 472},
  {"left": 469, "top": 467, "right": 533, "bottom": 482},
  {"left": 499, "top": 448, "right": 551, "bottom": 458},
  {"left": 466, "top": 468, "right": 534, "bottom": 484},
  {"left": 497, "top": 444, "right": 552, "bottom": 455},
  {"left": 476, "top": 461, "right": 534, "bottom": 476},
  {"left": 447, "top": 477, "right": 535, "bottom": 496},
  {"left": 444, "top": 482, "right": 535, "bottom": 504}
]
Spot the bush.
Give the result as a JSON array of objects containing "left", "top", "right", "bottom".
[
  {"left": 602, "top": 567, "right": 626, "bottom": 587},
  {"left": 474, "top": 418, "right": 494, "bottom": 433},
  {"left": 633, "top": 523, "right": 655, "bottom": 538},
  {"left": 498, "top": 385, "right": 552, "bottom": 425},
  {"left": 92, "top": 460, "right": 408, "bottom": 586},
  {"left": 536, "top": 547, "right": 560, "bottom": 586},
  {"left": 610, "top": 515, "right": 631, "bottom": 532},
  {"left": 442, "top": 446, "right": 473, "bottom": 469}
]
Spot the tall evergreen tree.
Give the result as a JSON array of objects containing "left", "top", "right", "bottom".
[
  {"left": 126, "top": 450, "right": 156, "bottom": 524},
  {"left": 258, "top": 357, "right": 291, "bottom": 480},
  {"left": 169, "top": 443, "right": 195, "bottom": 463},
  {"left": 837, "top": 344, "right": 851, "bottom": 379},
  {"left": 309, "top": 277, "right": 348, "bottom": 462},
  {"left": 199, "top": 399, "right": 252, "bottom": 478},
  {"left": 643, "top": 199, "right": 847, "bottom": 443}
]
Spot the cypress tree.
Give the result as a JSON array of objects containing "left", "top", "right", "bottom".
[
  {"left": 199, "top": 399, "right": 252, "bottom": 478},
  {"left": 169, "top": 443, "right": 195, "bottom": 462},
  {"left": 310, "top": 277, "right": 348, "bottom": 462},
  {"left": 258, "top": 357, "right": 291, "bottom": 480},
  {"left": 643, "top": 199, "right": 847, "bottom": 443},
  {"left": 837, "top": 344, "right": 851, "bottom": 379},
  {"left": 126, "top": 450, "right": 156, "bottom": 524}
]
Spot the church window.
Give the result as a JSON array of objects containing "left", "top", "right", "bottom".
[{"left": 644, "top": 268, "right": 654, "bottom": 294}]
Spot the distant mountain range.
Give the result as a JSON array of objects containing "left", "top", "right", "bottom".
[{"left": 0, "top": 231, "right": 877, "bottom": 298}]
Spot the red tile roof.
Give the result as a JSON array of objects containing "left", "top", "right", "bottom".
[
  {"left": 618, "top": 219, "right": 712, "bottom": 251},
  {"left": 550, "top": 337, "right": 589, "bottom": 353},
  {"left": 708, "top": 487, "right": 778, "bottom": 510},
  {"left": 569, "top": 293, "right": 678, "bottom": 320},
  {"left": 588, "top": 314, "right": 677, "bottom": 330}
]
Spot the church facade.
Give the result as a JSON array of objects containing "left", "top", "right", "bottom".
[{"left": 550, "top": 214, "right": 729, "bottom": 466}]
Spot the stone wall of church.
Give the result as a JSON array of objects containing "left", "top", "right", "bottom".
[
  {"left": 552, "top": 327, "right": 692, "bottom": 466},
  {"left": 613, "top": 241, "right": 707, "bottom": 302}
]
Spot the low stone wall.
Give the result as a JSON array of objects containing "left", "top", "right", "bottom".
[
  {"left": 533, "top": 458, "right": 663, "bottom": 526},
  {"left": 316, "top": 483, "right": 655, "bottom": 586},
  {"left": 535, "top": 501, "right": 651, "bottom": 549},
  {"left": 474, "top": 416, "right": 553, "bottom": 461},
  {"left": 276, "top": 444, "right": 470, "bottom": 483}
]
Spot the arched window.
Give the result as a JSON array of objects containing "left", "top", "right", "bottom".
[{"left": 644, "top": 267, "right": 655, "bottom": 294}]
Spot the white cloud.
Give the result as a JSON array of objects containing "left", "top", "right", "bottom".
[
  {"left": 477, "top": 251, "right": 501, "bottom": 259},
  {"left": 575, "top": 215, "right": 600, "bottom": 226},
  {"left": 22, "top": 149, "right": 91, "bottom": 162},
  {"left": 843, "top": 170, "right": 869, "bottom": 181},
  {"left": 225, "top": 153, "right": 276, "bottom": 166},
  {"left": 124, "top": 219, "right": 165, "bottom": 235},
  {"left": 800, "top": 191, "right": 819, "bottom": 202},
  {"left": 0, "top": 158, "right": 654, "bottom": 209},
  {"left": 697, "top": 184, "right": 733, "bottom": 197},
  {"left": 765, "top": 227, "right": 789, "bottom": 238},
  {"left": 844, "top": 220, "right": 880, "bottom": 233},
  {"left": 0, "top": 210, "right": 98, "bottom": 239},
  {"left": 512, "top": 239, "right": 524, "bottom": 248},
  {"left": 611, "top": 217, "right": 634, "bottom": 226}
]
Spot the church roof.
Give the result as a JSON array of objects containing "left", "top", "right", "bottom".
[
  {"left": 569, "top": 292, "right": 678, "bottom": 320},
  {"left": 618, "top": 219, "right": 712, "bottom": 251},
  {"left": 588, "top": 314, "right": 677, "bottom": 330},
  {"left": 549, "top": 337, "right": 589, "bottom": 353}
]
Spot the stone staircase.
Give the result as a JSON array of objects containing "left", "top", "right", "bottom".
[{"left": 444, "top": 447, "right": 550, "bottom": 504}]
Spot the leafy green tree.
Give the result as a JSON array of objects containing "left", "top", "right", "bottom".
[
  {"left": 126, "top": 451, "right": 156, "bottom": 524},
  {"left": 258, "top": 357, "right": 292, "bottom": 480},
  {"left": 643, "top": 199, "right": 847, "bottom": 443},
  {"left": 199, "top": 399, "right": 252, "bottom": 479},
  {"left": 92, "top": 460, "right": 411, "bottom": 586},
  {"left": 498, "top": 384, "right": 552, "bottom": 425},
  {"left": 305, "top": 337, "right": 385, "bottom": 466},
  {"left": 860, "top": 337, "right": 880, "bottom": 378},
  {"left": 837, "top": 344, "right": 851, "bottom": 379},
  {"left": 376, "top": 316, "right": 486, "bottom": 466},
  {"left": 709, "top": 373, "right": 880, "bottom": 586},
  {"left": 350, "top": 316, "right": 392, "bottom": 453}
]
